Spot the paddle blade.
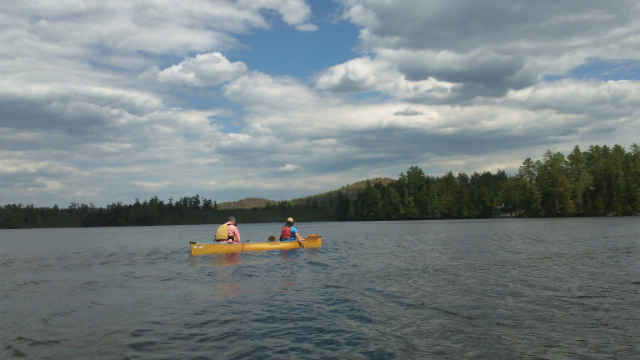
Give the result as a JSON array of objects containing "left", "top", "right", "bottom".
[{"left": 305, "top": 234, "right": 319, "bottom": 242}]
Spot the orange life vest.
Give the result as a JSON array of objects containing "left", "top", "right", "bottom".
[{"left": 280, "top": 225, "right": 291, "bottom": 240}]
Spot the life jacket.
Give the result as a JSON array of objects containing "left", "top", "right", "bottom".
[
  {"left": 215, "top": 223, "right": 235, "bottom": 241},
  {"left": 280, "top": 224, "right": 291, "bottom": 240}
]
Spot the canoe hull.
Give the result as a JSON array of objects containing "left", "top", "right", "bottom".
[{"left": 190, "top": 237, "right": 321, "bottom": 255}]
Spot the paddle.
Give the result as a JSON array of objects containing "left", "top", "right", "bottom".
[
  {"left": 304, "top": 234, "right": 319, "bottom": 242},
  {"left": 298, "top": 234, "right": 320, "bottom": 248}
]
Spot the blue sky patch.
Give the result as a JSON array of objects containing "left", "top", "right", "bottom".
[
  {"left": 229, "top": 1, "right": 360, "bottom": 80},
  {"left": 68, "top": 159, "right": 122, "bottom": 169},
  {"left": 546, "top": 59, "right": 640, "bottom": 82},
  {"left": 209, "top": 113, "right": 244, "bottom": 134}
]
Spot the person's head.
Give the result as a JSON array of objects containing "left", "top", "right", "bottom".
[
  {"left": 228, "top": 216, "right": 236, "bottom": 225},
  {"left": 268, "top": 235, "right": 276, "bottom": 242},
  {"left": 286, "top": 217, "right": 294, "bottom": 225}
]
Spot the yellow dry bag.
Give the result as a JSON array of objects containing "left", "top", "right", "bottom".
[{"left": 215, "top": 224, "right": 229, "bottom": 241}]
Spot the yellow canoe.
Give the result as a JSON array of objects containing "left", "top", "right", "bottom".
[{"left": 189, "top": 235, "right": 321, "bottom": 255}]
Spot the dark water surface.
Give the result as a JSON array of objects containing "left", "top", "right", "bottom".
[{"left": 1, "top": 218, "right": 639, "bottom": 359}]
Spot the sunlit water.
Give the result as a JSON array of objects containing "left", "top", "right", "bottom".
[{"left": 1, "top": 218, "right": 639, "bottom": 359}]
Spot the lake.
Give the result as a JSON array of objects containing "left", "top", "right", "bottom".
[{"left": 1, "top": 218, "right": 639, "bottom": 359}]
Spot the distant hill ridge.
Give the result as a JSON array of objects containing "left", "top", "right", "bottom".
[
  {"left": 216, "top": 197, "right": 273, "bottom": 210},
  {"left": 290, "top": 177, "right": 395, "bottom": 204},
  {"left": 216, "top": 177, "right": 396, "bottom": 209}
]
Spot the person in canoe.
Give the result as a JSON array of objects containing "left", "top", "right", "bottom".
[
  {"left": 280, "top": 217, "right": 304, "bottom": 248},
  {"left": 215, "top": 217, "right": 241, "bottom": 243}
]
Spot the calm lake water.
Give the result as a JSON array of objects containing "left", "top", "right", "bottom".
[{"left": 1, "top": 218, "right": 639, "bottom": 359}]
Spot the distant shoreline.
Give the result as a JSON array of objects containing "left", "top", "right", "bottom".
[
  {"left": 3, "top": 143, "right": 639, "bottom": 229},
  {"left": 2, "top": 213, "right": 637, "bottom": 230}
]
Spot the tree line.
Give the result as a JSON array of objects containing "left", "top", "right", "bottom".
[{"left": 1, "top": 144, "right": 638, "bottom": 228}]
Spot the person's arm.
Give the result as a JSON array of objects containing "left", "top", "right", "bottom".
[
  {"left": 230, "top": 225, "right": 241, "bottom": 243},
  {"left": 234, "top": 227, "right": 241, "bottom": 243},
  {"left": 292, "top": 228, "right": 305, "bottom": 248}
]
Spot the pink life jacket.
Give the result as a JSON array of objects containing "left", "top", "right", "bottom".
[{"left": 280, "top": 225, "right": 291, "bottom": 240}]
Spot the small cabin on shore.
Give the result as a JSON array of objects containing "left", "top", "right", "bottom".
[{"left": 492, "top": 205, "right": 515, "bottom": 218}]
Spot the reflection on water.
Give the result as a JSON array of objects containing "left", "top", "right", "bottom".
[
  {"left": 215, "top": 280, "right": 244, "bottom": 301},
  {"left": 189, "top": 253, "right": 243, "bottom": 268},
  {"left": 1, "top": 218, "right": 639, "bottom": 359}
]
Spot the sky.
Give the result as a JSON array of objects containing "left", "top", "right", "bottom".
[{"left": 2, "top": 0, "right": 640, "bottom": 207}]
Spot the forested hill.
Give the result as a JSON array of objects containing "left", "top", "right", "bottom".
[
  {"left": 212, "top": 178, "right": 394, "bottom": 210},
  {"left": 216, "top": 197, "right": 273, "bottom": 210},
  {"left": 1, "top": 144, "right": 639, "bottom": 229},
  {"left": 292, "top": 178, "right": 395, "bottom": 203}
]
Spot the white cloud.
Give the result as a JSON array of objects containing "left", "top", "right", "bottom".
[
  {"left": 237, "top": 0, "right": 314, "bottom": 27},
  {"left": 0, "top": 0, "right": 314, "bottom": 73},
  {"left": 222, "top": 69, "right": 640, "bottom": 181},
  {"left": 223, "top": 72, "right": 318, "bottom": 111},
  {"left": 278, "top": 164, "right": 300, "bottom": 172},
  {"left": 0, "top": 0, "right": 325, "bottom": 206},
  {"left": 295, "top": 23, "right": 319, "bottom": 32},
  {"left": 155, "top": 52, "right": 248, "bottom": 87},
  {"left": 315, "top": 56, "right": 455, "bottom": 102},
  {"left": 315, "top": 57, "right": 393, "bottom": 93},
  {"left": 133, "top": 181, "right": 171, "bottom": 189},
  {"left": 340, "top": 0, "right": 640, "bottom": 100}
]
